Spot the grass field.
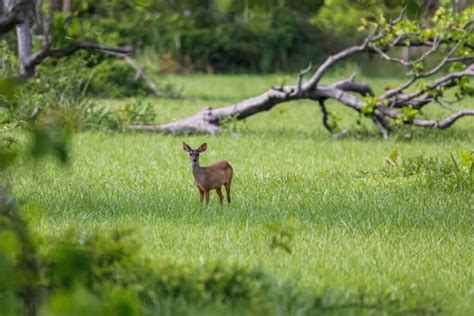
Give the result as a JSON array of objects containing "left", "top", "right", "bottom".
[{"left": 12, "top": 74, "right": 474, "bottom": 314}]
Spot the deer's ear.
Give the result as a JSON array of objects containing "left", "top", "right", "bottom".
[
  {"left": 183, "top": 142, "right": 191, "bottom": 152},
  {"left": 199, "top": 143, "right": 207, "bottom": 152}
]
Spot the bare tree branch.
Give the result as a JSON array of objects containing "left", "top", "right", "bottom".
[
  {"left": 370, "top": 37, "right": 441, "bottom": 66},
  {"left": 413, "top": 110, "right": 474, "bottom": 128},
  {"left": 317, "top": 100, "right": 332, "bottom": 132},
  {"left": 23, "top": 41, "right": 133, "bottom": 76},
  {"left": 296, "top": 62, "right": 312, "bottom": 95},
  {"left": 381, "top": 40, "right": 468, "bottom": 100},
  {"left": 120, "top": 54, "right": 165, "bottom": 97},
  {"left": 392, "top": 65, "right": 474, "bottom": 106},
  {"left": 302, "top": 33, "right": 378, "bottom": 91},
  {"left": 373, "top": 114, "right": 390, "bottom": 139}
]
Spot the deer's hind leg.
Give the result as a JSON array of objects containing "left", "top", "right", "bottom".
[
  {"left": 216, "top": 187, "right": 224, "bottom": 205},
  {"left": 224, "top": 182, "right": 231, "bottom": 204}
]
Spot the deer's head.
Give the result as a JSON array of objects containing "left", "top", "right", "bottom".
[{"left": 183, "top": 142, "right": 207, "bottom": 163}]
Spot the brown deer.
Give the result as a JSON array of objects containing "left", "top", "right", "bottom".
[{"left": 183, "top": 142, "right": 233, "bottom": 205}]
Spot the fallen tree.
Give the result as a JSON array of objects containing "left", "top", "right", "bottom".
[{"left": 131, "top": 8, "right": 474, "bottom": 138}]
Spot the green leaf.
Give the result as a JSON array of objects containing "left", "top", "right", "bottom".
[
  {"left": 361, "top": 96, "right": 378, "bottom": 117},
  {"left": 459, "top": 150, "right": 473, "bottom": 171},
  {"left": 0, "top": 150, "right": 17, "bottom": 171},
  {"left": 450, "top": 62, "right": 466, "bottom": 72},
  {"left": 417, "top": 82, "right": 427, "bottom": 92},
  {"left": 134, "top": 0, "right": 152, "bottom": 8},
  {"left": 385, "top": 149, "right": 403, "bottom": 168},
  {"left": 52, "top": 13, "right": 69, "bottom": 46},
  {"left": 68, "top": 19, "right": 81, "bottom": 38},
  {"left": 0, "top": 78, "right": 19, "bottom": 102},
  {"left": 30, "top": 125, "right": 69, "bottom": 164},
  {"left": 401, "top": 106, "right": 419, "bottom": 123},
  {"left": 450, "top": 153, "right": 460, "bottom": 171}
]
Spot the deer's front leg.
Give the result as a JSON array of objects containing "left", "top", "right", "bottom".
[
  {"left": 197, "top": 186, "right": 204, "bottom": 204},
  {"left": 204, "top": 191, "right": 210, "bottom": 205}
]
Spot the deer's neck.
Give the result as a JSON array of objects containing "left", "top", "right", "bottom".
[{"left": 192, "top": 161, "right": 203, "bottom": 179}]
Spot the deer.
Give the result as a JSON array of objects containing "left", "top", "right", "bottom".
[{"left": 183, "top": 142, "right": 233, "bottom": 205}]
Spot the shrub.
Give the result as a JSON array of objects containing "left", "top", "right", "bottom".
[
  {"left": 82, "top": 98, "right": 156, "bottom": 132},
  {"left": 87, "top": 59, "right": 151, "bottom": 98},
  {"left": 0, "top": 211, "right": 428, "bottom": 315},
  {"left": 382, "top": 150, "right": 473, "bottom": 193}
]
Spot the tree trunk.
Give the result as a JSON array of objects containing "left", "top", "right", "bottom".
[
  {"left": 62, "top": 0, "right": 72, "bottom": 13},
  {"left": 16, "top": 18, "right": 33, "bottom": 75},
  {"left": 5, "top": 0, "right": 33, "bottom": 76}
]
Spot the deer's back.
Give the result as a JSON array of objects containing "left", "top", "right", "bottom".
[
  {"left": 208, "top": 160, "right": 232, "bottom": 171},
  {"left": 196, "top": 160, "right": 233, "bottom": 190}
]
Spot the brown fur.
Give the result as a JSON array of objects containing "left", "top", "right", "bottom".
[{"left": 183, "top": 142, "right": 233, "bottom": 205}]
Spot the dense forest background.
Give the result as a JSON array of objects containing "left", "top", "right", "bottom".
[{"left": 2, "top": 0, "right": 471, "bottom": 98}]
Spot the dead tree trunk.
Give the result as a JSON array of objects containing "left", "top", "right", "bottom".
[
  {"left": 15, "top": 15, "right": 33, "bottom": 75},
  {"left": 3, "top": 2, "right": 32, "bottom": 67},
  {"left": 130, "top": 9, "right": 474, "bottom": 137},
  {"left": 3, "top": 0, "right": 32, "bottom": 46}
]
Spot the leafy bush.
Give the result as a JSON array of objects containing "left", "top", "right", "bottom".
[
  {"left": 0, "top": 42, "right": 158, "bottom": 133},
  {"left": 179, "top": 8, "right": 325, "bottom": 73},
  {"left": 382, "top": 149, "right": 473, "bottom": 193},
  {"left": 0, "top": 47, "right": 90, "bottom": 127},
  {"left": 0, "top": 209, "right": 430, "bottom": 315},
  {"left": 82, "top": 98, "right": 156, "bottom": 131},
  {"left": 87, "top": 59, "right": 151, "bottom": 98}
]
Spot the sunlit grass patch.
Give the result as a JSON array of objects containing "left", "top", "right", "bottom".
[{"left": 12, "top": 74, "right": 474, "bottom": 314}]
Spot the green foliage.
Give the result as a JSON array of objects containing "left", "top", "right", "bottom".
[
  {"left": 458, "top": 149, "right": 474, "bottom": 182},
  {"left": 2, "top": 68, "right": 473, "bottom": 315},
  {"left": 455, "top": 76, "right": 474, "bottom": 99},
  {"left": 83, "top": 98, "right": 156, "bottom": 131},
  {"left": 370, "top": 5, "right": 474, "bottom": 58},
  {"left": 29, "top": 118, "right": 73, "bottom": 165},
  {"left": 4, "top": 54, "right": 90, "bottom": 126},
  {"left": 361, "top": 95, "right": 378, "bottom": 117},
  {"left": 87, "top": 59, "right": 151, "bottom": 97},
  {"left": 2, "top": 219, "right": 416, "bottom": 314},
  {"left": 0, "top": 42, "right": 159, "bottom": 133},
  {"left": 177, "top": 7, "right": 324, "bottom": 72},
  {"left": 312, "top": 0, "right": 367, "bottom": 41},
  {"left": 381, "top": 150, "right": 473, "bottom": 192},
  {"left": 399, "top": 106, "right": 419, "bottom": 124},
  {"left": 268, "top": 215, "right": 297, "bottom": 254},
  {"left": 384, "top": 148, "right": 403, "bottom": 168},
  {"left": 327, "top": 111, "right": 344, "bottom": 132}
]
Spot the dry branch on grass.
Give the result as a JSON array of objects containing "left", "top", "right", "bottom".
[{"left": 131, "top": 8, "right": 474, "bottom": 138}]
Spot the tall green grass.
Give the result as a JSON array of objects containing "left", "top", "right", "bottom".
[{"left": 13, "top": 74, "right": 473, "bottom": 314}]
